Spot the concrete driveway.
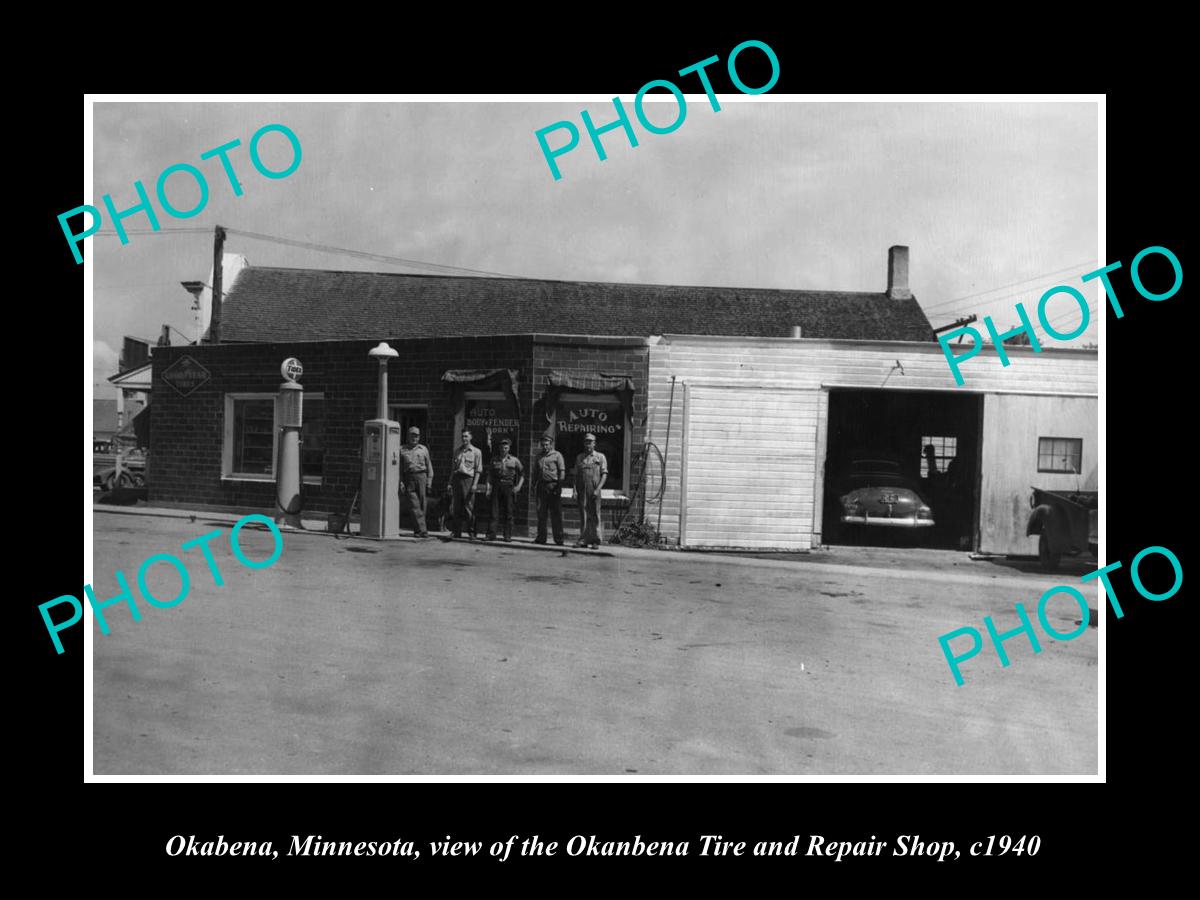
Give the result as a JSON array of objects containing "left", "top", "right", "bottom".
[{"left": 90, "top": 511, "right": 1098, "bottom": 775}]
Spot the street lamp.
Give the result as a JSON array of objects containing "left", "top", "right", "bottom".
[{"left": 368, "top": 342, "right": 398, "bottom": 420}]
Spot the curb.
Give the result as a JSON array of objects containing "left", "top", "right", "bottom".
[
  {"left": 92, "top": 505, "right": 615, "bottom": 557},
  {"left": 91, "top": 505, "right": 1063, "bottom": 586}
]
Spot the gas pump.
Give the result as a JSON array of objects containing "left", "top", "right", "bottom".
[
  {"left": 275, "top": 357, "right": 304, "bottom": 529},
  {"left": 360, "top": 343, "right": 401, "bottom": 538}
]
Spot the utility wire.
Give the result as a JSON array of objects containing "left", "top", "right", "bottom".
[
  {"left": 95, "top": 227, "right": 212, "bottom": 235},
  {"left": 1043, "top": 303, "right": 1096, "bottom": 329},
  {"left": 223, "top": 227, "right": 522, "bottom": 279},
  {"left": 93, "top": 225, "right": 524, "bottom": 280},
  {"left": 921, "top": 260, "right": 1098, "bottom": 314},
  {"left": 925, "top": 274, "right": 1103, "bottom": 323}
]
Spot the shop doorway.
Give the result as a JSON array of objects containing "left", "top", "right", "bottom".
[{"left": 822, "top": 389, "right": 982, "bottom": 550}]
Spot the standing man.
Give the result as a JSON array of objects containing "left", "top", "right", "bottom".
[
  {"left": 398, "top": 426, "right": 433, "bottom": 537},
  {"left": 449, "top": 428, "right": 483, "bottom": 539},
  {"left": 484, "top": 437, "right": 524, "bottom": 542},
  {"left": 532, "top": 434, "right": 566, "bottom": 545},
  {"left": 574, "top": 433, "right": 607, "bottom": 549}
]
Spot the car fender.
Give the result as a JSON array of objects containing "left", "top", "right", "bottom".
[
  {"left": 1026, "top": 503, "right": 1052, "bottom": 536},
  {"left": 1027, "top": 503, "right": 1070, "bottom": 550}
]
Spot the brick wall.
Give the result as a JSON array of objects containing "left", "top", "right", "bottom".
[
  {"left": 151, "top": 336, "right": 533, "bottom": 519},
  {"left": 530, "top": 335, "right": 650, "bottom": 539},
  {"left": 150, "top": 334, "right": 649, "bottom": 538}
]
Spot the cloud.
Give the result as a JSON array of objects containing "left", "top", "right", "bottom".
[{"left": 94, "top": 339, "right": 119, "bottom": 394}]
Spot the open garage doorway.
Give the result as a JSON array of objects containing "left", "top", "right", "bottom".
[{"left": 822, "top": 389, "right": 982, "bottom": 550}]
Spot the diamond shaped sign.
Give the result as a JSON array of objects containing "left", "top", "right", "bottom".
[{"left": 161, "top": 354, "right": 212, "bottom": 397}]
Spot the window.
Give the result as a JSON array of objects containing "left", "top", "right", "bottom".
[
  {"left": 462, "top": 391, "right": 519, "bottom": 470},
  {"left": 920, "top": 435, "right": 957, "bottom": 478},
  {"left": 1038, "top": 437, "right": 1082, "bottom": 474},
  {"left": 231, "top": 397, "right": 274, "bottom": 475},
  {"left": 223, "top": 392, "right": 325, "bottom": 483},
  {"left": 555, "top": 393, "right": 629, "bottom": 494},
  {"left": 301, "top": 397, "right": 326, "bottom": 478}
]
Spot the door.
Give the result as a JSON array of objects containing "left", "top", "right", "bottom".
[{"left": 682, "top": 386, "right": 819, "bottom": 550}]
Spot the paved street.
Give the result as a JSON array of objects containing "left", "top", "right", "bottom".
[{"left": 91, "top": 510, "right": 1098, "bottom": 775}]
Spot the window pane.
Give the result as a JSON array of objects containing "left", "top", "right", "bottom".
[
  {"left": 1037, "top": 437, "right": 1082, "bottom": 473},
  {"left": 556, "top": 397, "right": 625, "bottom": 490},
  {"left": 920, "top": 434, "right": 957, "bottom": 478},
  {"left": 302, "top": 398, "right": 325, "bottom": 478},
  {"left": 233, "top": 399, "right": 274, "bottom": 474}
]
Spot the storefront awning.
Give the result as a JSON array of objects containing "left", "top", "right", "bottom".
[
  {"left": 545, "top": 370, "right": 638, "bottom": 422},
  {"left": 441, "top": 368, "right": 521, "bottom": 418}
]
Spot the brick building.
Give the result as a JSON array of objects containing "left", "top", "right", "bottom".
[{"left": 148, "top": 248, "right": 934, "bottom": 539}]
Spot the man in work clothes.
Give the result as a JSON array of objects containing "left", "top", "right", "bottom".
[
  {"left": 398, "top": 426, "right": 433, "bottom": 537},
  {"left": 533, "top": 434, "right": 566, "bottom": 545},
  {"left": 574, "top": 432, "right": 608, "bottom": 549},
  {"left": 449, "top": 429, "right": 483, "bottom": 539},
  {"left": 485, "top": 437, "right": 524, "bottom": 542}
]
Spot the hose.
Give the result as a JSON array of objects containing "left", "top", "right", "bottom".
[{"left": 611, "top": 441, "right": 666, "bottom": 539}]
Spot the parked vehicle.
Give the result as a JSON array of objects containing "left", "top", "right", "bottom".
[
  {"left": 93, "top": 451, "right": 147, "bottom": 492},
  {"left": 1026, "top": 487, "right": 1098, "bottom": 571},
  {"left": 833, "top": 451, "right": 934, "bottom": 530}
]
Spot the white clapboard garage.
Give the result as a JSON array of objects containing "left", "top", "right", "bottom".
[
  {"left": 681, "top": 385, "right": 819, "bottom": 550},
  {"left": 648, "top": 335, "right": 1098, "bottom": 554}
]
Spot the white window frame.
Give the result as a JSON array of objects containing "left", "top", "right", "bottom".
[
  {"left": 554, "top": 391, "right": 631, "bottom": 501},
  {"left": 222, "top": 392, "right": 325, "bottom": 485}
]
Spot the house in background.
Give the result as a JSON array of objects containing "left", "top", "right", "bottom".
[{"left": 93, "top": 399, "right": 119, "bottom": 449}]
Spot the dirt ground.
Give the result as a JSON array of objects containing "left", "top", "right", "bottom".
[{"left": 90, "top": 511, "right": 1098, "bottom": 775}]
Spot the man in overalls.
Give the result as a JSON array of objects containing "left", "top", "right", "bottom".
[
  {"left": 398, "top": 426, "right": 433, "bottom": 537},
  {"left": 485, "top": 437, "right": 524, "bottom": 542},
  {"left": 533, "top": 433, "right": 566, "bottom": 545},
  {"left": 574, "top": 433, "right": 608, "bottom": 549},
  {"left": 449, "top": 429, "right": 482, "bottom": 539}
]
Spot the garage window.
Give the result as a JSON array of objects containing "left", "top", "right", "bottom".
[
  {"left": 1038, "top": 437, "right": 1082, "bottom": 474},
  {"left": 223, "top": 392, "right": 325, "bottom": 483},
  {"left": 920, "top": 435, "right": 957, "bottom": 478}
]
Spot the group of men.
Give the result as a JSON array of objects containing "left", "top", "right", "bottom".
[{"left": 398, "top": 427, "right": 608, "bottom": 549}]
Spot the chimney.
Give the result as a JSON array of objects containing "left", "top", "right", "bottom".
[{"left": 887, "top": 245, "right": 912, "bottom": 300}]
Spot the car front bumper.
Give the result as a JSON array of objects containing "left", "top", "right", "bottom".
[{"left": 840, "top": 514, "right": 935, "bottom": 527}]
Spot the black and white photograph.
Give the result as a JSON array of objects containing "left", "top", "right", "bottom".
[{"left": 83, "top": 95, "right": 1102, "bottom": 778}]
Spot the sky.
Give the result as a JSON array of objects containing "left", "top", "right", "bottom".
[{"left": 90, "top": 99, "right": 1099, "bottom": 398}]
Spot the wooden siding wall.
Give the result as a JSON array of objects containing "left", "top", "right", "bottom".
[
  {"left": 980, "top": 394, "right": 1099, "bottom": 554},
  {"left": 646, "top": 337, "right": 1098, "bottom": 550}
]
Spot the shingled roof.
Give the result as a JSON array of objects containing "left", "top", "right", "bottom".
[{"left": 216, "top": 267, "right": 934, "bottom": 343}]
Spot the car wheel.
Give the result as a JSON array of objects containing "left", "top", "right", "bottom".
[
  {"left": 130, "top": 471, "right": 146, "bottom": 488},
  {"left": 1038, "top": 532, "right": 1060, "bottom": 572}
]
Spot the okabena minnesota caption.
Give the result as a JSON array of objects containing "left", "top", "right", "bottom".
[{"left": 165, "top": 835, "right": 420, "bottom": 858}]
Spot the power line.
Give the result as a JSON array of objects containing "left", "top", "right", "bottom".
[
  {"left": 94, "top": 227, "right": 212, "bottom": 235},
  {"left": 921, "top": 260, "right": 1098, "bottom": 314},
  {"left": 93, "top": 223, "right": 525, "bottom": 280},
  {"left": 1044, "top": 303, "right": 1096, "bottom": 329},
  {"left": 223, "top": 227, "right": 522, "bottom": 279},
  {"left": 925, "top": 275, "right": 1105, "bottom": 324}
]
